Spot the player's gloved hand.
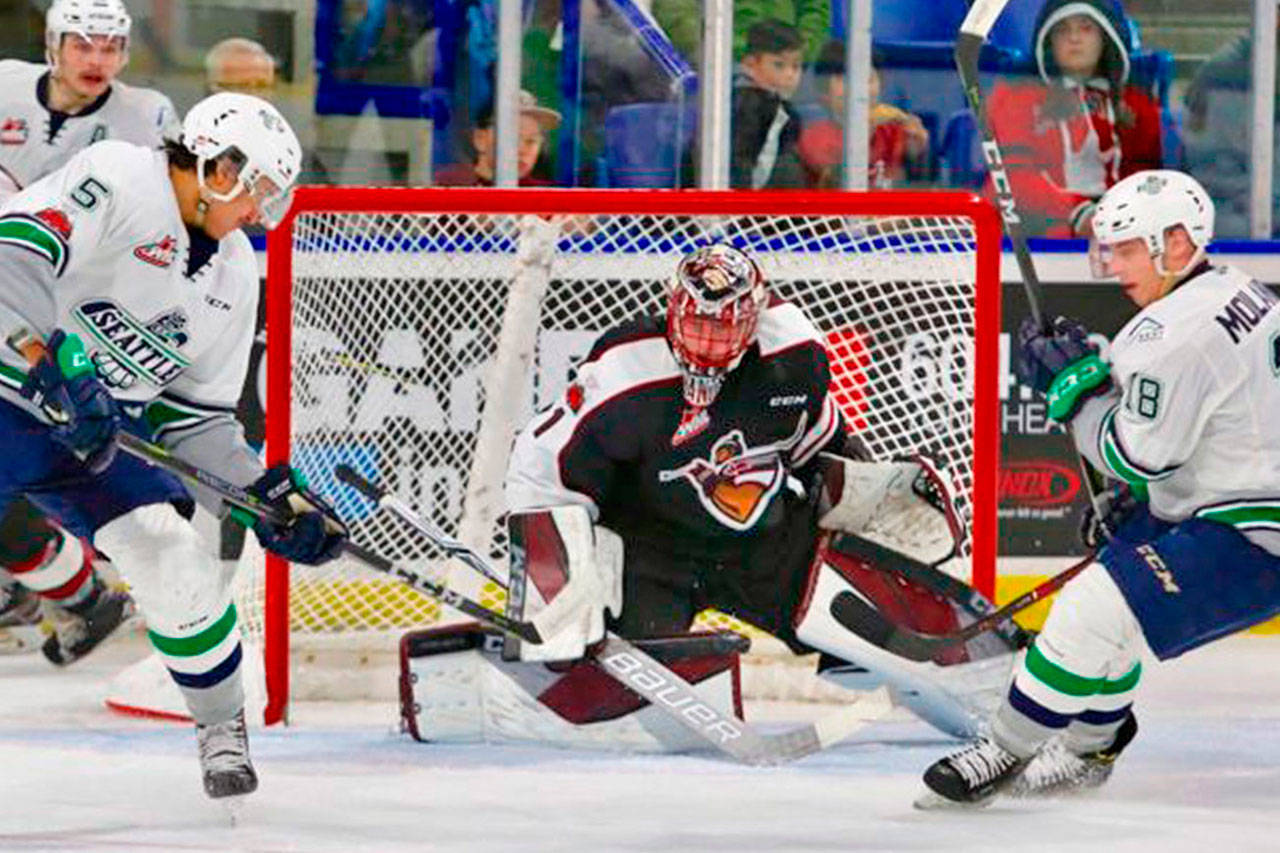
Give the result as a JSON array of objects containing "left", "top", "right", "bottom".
[
  {"left": 20, "top": 330, "right": 119, "bottom": 474},
  {"left": 247, "top": 464, "right": 348, "bottom": 565},
  {"left": 1016, "top": 315, "right": 1112, "bottom": 423},
  {"left": 1078, "top": 481, "right": 1146, "bottom": 550}
]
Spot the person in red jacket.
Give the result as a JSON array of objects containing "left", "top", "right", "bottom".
[{"left": 987, "top": 0, "right": 1162, "bottom": 237}]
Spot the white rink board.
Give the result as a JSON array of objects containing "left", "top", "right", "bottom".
[{"left": 2, "top": 629, "right": 1279, "bottom": 851}]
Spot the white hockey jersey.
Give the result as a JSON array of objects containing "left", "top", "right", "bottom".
[
  {"left": 1075, "top": 262, "right": 1280, "bottom": 553},
  {"left": 0, "top": 139, "right": 262, "bottom": 487},
  {"left": 0, "top": 60, "right": 177, "bottom": 197}
]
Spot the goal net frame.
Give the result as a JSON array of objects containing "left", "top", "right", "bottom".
[{"left": 260, "top": 187, "right": 1002, "bottom": 725}]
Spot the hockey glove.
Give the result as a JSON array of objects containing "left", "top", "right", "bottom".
[
  {"left": 20, "top": 330, "right": 120, "bottom": 474},
  {"left": 247, "top": 464, "right": 348, "bottom": 565},
  {"left": 1078, "top": 481, "right": 1147, "bottom": 550},
  {"left": 1016, "top": 316, "right": 1112, "bottom": 423}
]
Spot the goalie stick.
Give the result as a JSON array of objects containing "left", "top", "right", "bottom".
[
  {"left": 956, "top": 0, "right": 1110, "bottom": 508},
  {"left": 831, "top": 553, "right": 1093, "bottom": 662},
  {"left": 334, "top": 463, "right": 890, "bottom": 766}
]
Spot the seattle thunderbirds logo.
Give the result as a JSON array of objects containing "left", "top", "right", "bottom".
[{"left": 658, "top": 415, "right": 806, "bottom": 531}]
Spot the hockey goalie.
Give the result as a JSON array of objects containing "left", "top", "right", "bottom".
[{"left": 402, "top": 244, "right": 1028, "bottom": 751}]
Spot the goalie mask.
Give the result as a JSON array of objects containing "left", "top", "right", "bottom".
[
  {"left": 666, "top": 244, "right": 767, "bottom": 408},
  {"left": 180, "top": 92, "right": 302, "bottom": 230}
]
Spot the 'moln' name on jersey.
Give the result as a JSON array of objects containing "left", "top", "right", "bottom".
[
  {"left": 0, "top": 59, "right": 177, "bottom": 196},
  {"left": 1075, "top": 262, "right": 1280, "bottom": 554}
]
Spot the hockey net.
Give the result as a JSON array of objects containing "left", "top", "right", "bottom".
[{"left": 241, "top": 188, "right": 1001, "bottom": 724}]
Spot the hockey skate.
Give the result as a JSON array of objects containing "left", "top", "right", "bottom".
[
  {"left": 916, "top": 737, "right": 1028, "bottom": 809},
  {"left": 0, "top": 579, "right": 42, "bottom": 653},
  {"left": 1008, "top": 712, "right": 1138, "bottom": 798},
  {"left": 196, "top": 709, "right": 258, "bottom": 799},
  {"left": 40, "top": 588, "right": 136, "bottom": 666}
]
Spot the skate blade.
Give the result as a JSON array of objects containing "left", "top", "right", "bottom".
[
  {"left": 912, "top": 787, "right": 997, "bottom": 811},
  {"left": 218, "top": 795, "right": 250, "bottom": 827}
]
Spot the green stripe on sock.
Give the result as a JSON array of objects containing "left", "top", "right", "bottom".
[
  {"left": 148, "top": 603, "right": 237, "bottom": 657},
  {"left": 1024, "top": 643, "right": 1104, "bottom": 697},
  {"left": 1100, "top": 662, "right": 1142, "bottom": 695}
]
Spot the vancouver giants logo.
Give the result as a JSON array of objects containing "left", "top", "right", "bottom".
[
  {"left": 658, "top": 416, "right": 806, "bottom": 531},
  {"left": 72, "top": 299, "right": 191, "bottom": 389}
]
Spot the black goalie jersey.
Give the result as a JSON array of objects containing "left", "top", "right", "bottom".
[{"left": 505, "top": 299, "right": 848, "bottom": 566}]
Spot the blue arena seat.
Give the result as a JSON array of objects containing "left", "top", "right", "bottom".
[
  {"left": 939, "top": 109, "right": 987, "bottom": 189},
  {"left": 601, "top": 101, "right": 697, "bottom": 188}
]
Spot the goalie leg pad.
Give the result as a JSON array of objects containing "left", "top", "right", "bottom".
[
  {"left": 792, "top": 542, "right": 1015, "bottom": 738},
  {"left": 401, "top": 625, "right": 744, "bottom": 752},
  {"left": 96, "top": 504, "right": 243, "bottom": 725}
]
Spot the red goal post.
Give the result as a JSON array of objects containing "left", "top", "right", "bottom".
[{"left": 257, "top": 188, "right": 1002, "bottom": 725}]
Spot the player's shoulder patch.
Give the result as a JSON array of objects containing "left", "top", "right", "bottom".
[{"left": 0, "top": 208, "right": 72, "bottom": 275}]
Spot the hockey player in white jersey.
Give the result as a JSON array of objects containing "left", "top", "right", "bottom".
[
  {"left": 0, "top": 0, "right": 177, "bottom": 197},
  {"left": 0, "top": 92, "right": 347, "bottom": 800},
  {"left": 0, "top": 0, "right": 178, "bottom": 663},
  {"left": 920, "top": 169, "right": 1280, "bottom": 807}
]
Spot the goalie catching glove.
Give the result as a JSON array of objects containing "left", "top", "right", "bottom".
[
  {"left": 815, "top": 452, "right": 962, "bottom": 566},
  {"left": 505, "top": 505, "right": 623, "bottom": 662},
  {"left": 246, "top": 463, "right": 348, "bottom": 565}
]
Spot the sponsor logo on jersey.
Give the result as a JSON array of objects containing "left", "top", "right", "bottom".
[
  {"left": 769, "top": 393, "right": 807, "bottom": 408},
  {"left": 134, "top": 235, "right": 178, "bottom": 268},
  {"left": 1214, "top": 281, "right": 1279, "bottom": 345},
  {"left": 0, "top": 118, "right": 27, "bottom": 145},
  {"left": 998, "top": 460, "right": 1080, "bottom": 508},
  {"left": 1127, "top": 317, "right": 1164, "bottom": 343},
  {"left": 658, "top": 416, "right": 806, "bottom": 531},
  {"left": 32, "top": 208, "right": 72, "bottom": 240},
  {"left": 72, "top": 300, "right": 191, "bottom": 389}
]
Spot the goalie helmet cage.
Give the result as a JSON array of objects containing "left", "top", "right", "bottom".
[{"left": 255, "top": 187, "right": 1002, "bottom": 726}]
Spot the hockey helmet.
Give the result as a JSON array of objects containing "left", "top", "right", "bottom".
[
  {"left": 666, "top": 244, "right": 767, "bottom": 407},
  {"left": 1089, "top": 170, "right": 1215, "bottom": 278},
  {"left": 180, "top": 92, "right": 302, "bottom": 230},
  {"left": 46, "top": 0, "right": 132, "bottom": 62}
]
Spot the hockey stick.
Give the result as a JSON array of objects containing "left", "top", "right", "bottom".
[
  {"left": 830, "top": 553, "right": 1093, "bottom": 662},
  {"left": 956, "top": 0, "right": 1110, "bottom": 506},
  {"left": 113, "top": 433, "right": 544, "bottom": 643},
  {"left": 334, "top": 463, "right": 891, "bottom": 766}
]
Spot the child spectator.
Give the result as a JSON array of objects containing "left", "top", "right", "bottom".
[
  {"left": 799, "top": 39, "right": 930, "bottom": 189},
  {"left": 731, "top": 19, "right": 806, "bottom": 190},
  {"left": 987, "top": 0, "right": 1161, "bottom": 237},
  {"left": 435, "top": 89, "right": 562, "bottom": 186}
]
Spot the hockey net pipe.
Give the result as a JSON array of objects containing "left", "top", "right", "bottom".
[{"left": 244, "top": 188, "right": 1001, "bottom": 725}]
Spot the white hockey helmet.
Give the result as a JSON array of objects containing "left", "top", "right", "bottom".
[
  {"left": 1090, "top": 169, "right": 1215, "bottom": 278},
  {"left": 180, "top": 92, "right": 302, "bottom": 229},
  {"left": 45, "top": 0, "right": 132, "bottom": 61}
]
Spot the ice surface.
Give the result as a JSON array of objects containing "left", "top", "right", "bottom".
[{"left": 2, "top": 631, "right": 1279, "bottom": 852}]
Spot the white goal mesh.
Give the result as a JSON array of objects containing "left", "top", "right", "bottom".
[{"left": 239, "top": 189, "right": 1001, "bottom": 723}]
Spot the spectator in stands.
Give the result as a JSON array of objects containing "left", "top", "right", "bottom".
[
  {"left": 731, "top": 19, "right": 806, "bottom": 190},
  {"left": 206, "top": 37, "right": 276, "bottom": 95},
  {"left": 435, "top": 90, "right": 562, "bottom": 186},
  {"left": 653, "top": 0, "right": 829, "bottom": 67},
  {"left": 1182, "top": 25, "right": 1280, "bottom": 237},
  {"left": 799, "top": 39, "right": 930, "bottom": 189},
  {"left": 987, "top": 0, "right": 1161, "bottom": 237}
]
